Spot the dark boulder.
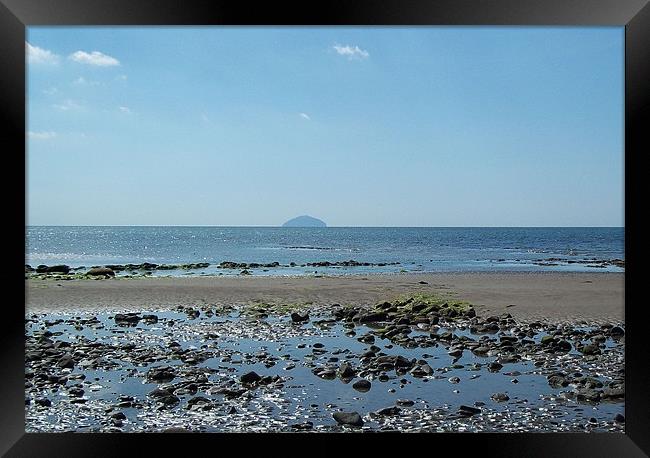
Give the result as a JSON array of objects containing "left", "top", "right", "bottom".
[
  {"left": 240, "top": 371, "right": 262, "bottom": 385},
  {"left": 86, "top": 267, "right": 115, "bottom": 277},
  {"left": 291, "top": 312, "right": 310, "bottom": 323},
  {"left": 36, "top": 264, "right": 71, "bottom": 274},
  {"left": 352, "top": 379, "right": 372, "bottom": 392},
  {"left": 458, "top": 405, "right": 481, "bottom": 416},
  {"left": 332, "top": 411, "right": 364, "bottom": 427}
]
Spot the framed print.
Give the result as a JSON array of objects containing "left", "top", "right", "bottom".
[{"left": 2, "top": 0, "right": 648, "bottom": 456}]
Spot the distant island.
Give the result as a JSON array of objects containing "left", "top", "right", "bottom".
[{"left": 282, "top": 215, "right": 327, "bottom": 227}]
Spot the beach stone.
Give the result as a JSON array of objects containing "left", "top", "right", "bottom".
[
  {"left": 290, "top": 312, "right": 310, "bottom": 323},
  {"left": 548, "top": 374, "right": 569, "bottom": 388},
  {"left": 375, "top": 406, "right": 401, "bottom": 416},
  {"left": 357, "top": 312, "right": 388, "bottom": 323},
  {"left": 333, "top": 411, "right": 364, "bottom": 427},
  {"left": 338, "top": 363, "right": 356, "bottom": 379},
  {"left": 352, "top": 379, "right": 372, "bottom": 392},
  {"left": 146, "top": 367, "right": 176, "bottom": 383},
  {"left": 142, "top": 314, "right": 159, "bottom": 324},
  {"left": 240, "top": 371, "right": 262, "bottom": 385},
  {"left": 615, "top": 414, "right": 625, "bottom": 423},
  {"left": 36, "top": 264, "right": 70, "bottom": 274},
  {"left": 114, "top": 313, "right": 141, "bottom": 326},
  {"left": 291, "top": 421, "right": 314, "bottom": 430},
  {"left": 448, "top": 348, "right": 463, "bottom": 358},
  {"left": 458, "top": 405, "right": 481, "bottom": 416},
  {"left": 580, "top": 344, "right": 601, "bottom": 355},
  {"left": 541, "top": 335, "right": 556, "bottom": 346},
  {"left": 57, "top": 354, "right": 75, "bottom": 369},
  {"left": 396, "top": 399, "right": 414, "bottom": 406},
  {"left": 86, "top": 267, "right": 115, "bottom": 277},
  {"left": 602, "top": 387, "right": 625, "bottom": 400},
  {"left": 488, "top": 362, "right": 503, "bottom": 372},
  {"left": 610, "top": 326, "right": 625, "bottom": 337},
  {"left": 35, "top": 398, "right": 51, "bottom": 407},
  {"left": 555, "top": 340, "right": 572, "bottom": 352},
  {"left": 491, "top": 393, "right": 510, "bottom": 402}
]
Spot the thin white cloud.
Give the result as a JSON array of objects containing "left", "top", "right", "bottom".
[
  {"left": 118, "top": 106, "right": 132, "bottom": 114},
  {"left": 43, "top": 87, "right": 58, "bottom": 95},
  {"left": 53, "top": 99, "right": 82, "bottom": 111},
  {"left": 73, "top": 76, "right": 101, "bottom": 86},
  {"left": 26, "top": 43, "right": 60, "bottom": 65},
  {"left": 69, "top": 50, "right": 120, "bottom": 67},
  {"left": 333, "top": 44, "right": 369, "bottom": 60},
  {"left": 299, "top": 113, "right": 311, "bottom": 121},
  {"left": 115, "top": 74, "right": 128, "bottom": 81},
  {"left": 28, "top": 131, "right": 57, "bottom": 140},
  {"left": 201, "top": 113, "right": 210, "bottom": 123}
]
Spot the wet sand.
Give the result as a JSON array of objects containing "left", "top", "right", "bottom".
[{"left": 26, "top": 272, "right": 624, "bottom": 324}]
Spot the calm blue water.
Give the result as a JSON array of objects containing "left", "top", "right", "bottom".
[{"left": 25, "top": 226, "right": 624, "bottom": 275}]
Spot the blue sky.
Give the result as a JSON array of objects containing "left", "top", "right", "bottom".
[{"left": 27, "top": 27, "right": 624, "bottom": 227}]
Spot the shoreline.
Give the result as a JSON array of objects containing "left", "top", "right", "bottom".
[{"left": 26, "top": 271, "right": 624, "bottom": 325}]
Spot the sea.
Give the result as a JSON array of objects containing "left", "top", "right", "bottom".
[{"left": 25, "top": 226, "right": 625, "bottom": 276}]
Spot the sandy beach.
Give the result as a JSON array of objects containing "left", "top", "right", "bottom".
[{"left": 26, "top": 271, "right": 624, "bottom": 324}]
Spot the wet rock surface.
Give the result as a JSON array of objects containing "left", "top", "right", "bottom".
[{"left": 25, "top": 296, "right": 624, "bottom": 432}]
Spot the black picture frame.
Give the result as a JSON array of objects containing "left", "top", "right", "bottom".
[{"left": 2, "top": 0, "right": 647, "bottom": 456}]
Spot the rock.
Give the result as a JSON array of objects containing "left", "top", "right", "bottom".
[
  {"left": 602, "top": 387, "right": 625, "bottom": 400},
  {"left": 290, "top": 312, "right": 310, "bottom": 323},
  {"left": 352, "top": 379, "right": 371, "bottom": 392},
  {"left": 146, "top": 367, "right": 176, "bottom": 383},
  {"left": 291, "top": 421, "right": 314, "bottom": 430},
  {"left": 240, "top": 371, "right": 262, "bottom": 385},
  {"left": 547, "top": 374, "right": 569, "bottom": 388},
  {"left": 332, "top": 411, "right": 364, "bottom": 427},
  {"left": 338, "top": 363, "right": 356, "bottom": 379},
  {"left": 142, "top": 314, "right": 159, "bottom": 324},
  {"left": 375, "top": 406, "right": 401, "bottom": 416},
  {"left": 57, "top": 354, "right": 75, "bottom": 369},
  {"left": 114, "top": 313, "right": 141, "bottom": 326},
  {"left": 614, "top": 414, "right": 625, "bottom": 423},
  {"left": 487, "top": 362, "right": 503, "bottom": 372},
  {"left": 458, "top": 405, "right": 481, "bottom": 416},
  {"left": 35, "top": 398, "right": 51, "bottom": 407},
  {"left": 68, "top": 387, "right": 85, "bottom": 397},
  {"left": 472, "top": 346, "right": 490, "bottom": 355},
  {"left": 555, "top": 340, "right": 572, "bottom": 352},
  {"left": 36, "top": 264, "right": 70, "bottom": 274},
  {"left": 580, "top": 344, "right": 601, "bottom": 355},
  {"left": 357, "top": 312, "right": 388, "bottom": 323},
  {"left": 448, "top": 348, "right": 463, "bottom": 358},
  {"left": 148, "top": 388, "right": 172, "bottom": 398},
  {"left": 86, "top": 267, "right": 115, "bottom": 277},
  {"left": 491, "top": 393, "right": 510, "bottom": 402},
  {"left": 541, "top": 335, "right": 556, "bottom": 346},
  {"left": 448, "top": 376, "right": 461, "bottom": 384},
  {"left": 111, "top": 412, "right": 126, "bottom": 420},
  {"left": 396, "top": 399, "right": 414, "bottom": 406},
  {"left": 610, "top": 326, "right": 625, "bottom": 337}
]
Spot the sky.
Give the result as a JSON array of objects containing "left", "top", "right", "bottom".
[{"left": 26, "top": 27, "right": 624, "bottom": 227}]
